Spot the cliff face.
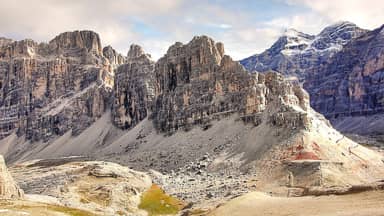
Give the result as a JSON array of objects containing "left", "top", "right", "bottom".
[
  {"left": 0, "top": 31, "right": 122, "bottom": 141},
  {"left": 240, "top": 22, "right": 366, "bottom": 82},
  {"left": 151, "top": 36, "right": 310, "bottom": 133},
  {"left": 48, "top": 30, "right": 103, "bottom": 56},
  {"left": 303, "top": 25, "right": 384, "bottom": 134},
  {"left": 112, "top": 44, "right": 155, "bottom": 129},
  {"left": 240, "top": 22, "right": 384, "bottom": 136}
]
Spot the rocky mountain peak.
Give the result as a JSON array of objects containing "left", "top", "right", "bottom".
[
  {"left": 313, "top": 21, "right": 367, "bottom": 50},
  {"left": 380, "top": 24, "right": 384, "bottom": 34},
  {"left": 49, "top": 30, "right": 102, "bottom": 55},
  {"left": 318, "top": 21, "right": 360, "bottom": 35},
  {"left": 113, "top": 44, "right": 155, "bottom": 129},
  {"left": 283, "top": 28, "right": 314, "bottom": 40},
  {"left": 103, "top": 45, "right": 125, "bottom": 66},
  {"left": 164, "top": 35, "right": 225, "bottom": 69},
  {"left": 0, "top": 37, "right": 13, "bottom": 48},
  {"left": 152, "top": 35, "right": 311, "bottom": 132},
  {"left": 0, "top": 155, "right": 24, "bottom": 199},
  {"left": 0, "top": 39, "right": 39, "bottom": 58},
  {"left": 240, "top": 21, "right": 367, "bottom": 80},
  {"left": 127, "top": 44, "right": 146, "bottom": 59}
]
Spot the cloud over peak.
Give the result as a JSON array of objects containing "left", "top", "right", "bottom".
[{"left": 0, "top": 0, "right": 382, "bottom": 60}]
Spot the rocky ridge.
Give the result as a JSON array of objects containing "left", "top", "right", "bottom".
[
  {"left": 240, "top": 21, "right": 367, "bottom": 82},
  {"left": 0, "top": 30, "right": 124, "bottom": 143},
  {"left": 152, "top": 35, "right": 309, "bottom": 133},
  {"left": 304, "top": 24, "right": 384, "bottom": 135},
  {"left": 0, "top": 32, "right": 383, "bottom": 212}
]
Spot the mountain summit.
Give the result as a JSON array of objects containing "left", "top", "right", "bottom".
[{"left": 240, "top": 22, "right": 367, "bottom": 82}]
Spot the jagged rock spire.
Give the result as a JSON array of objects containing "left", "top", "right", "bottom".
[{"left": 127, "top": 44, "right": 146, "bottom": 59}]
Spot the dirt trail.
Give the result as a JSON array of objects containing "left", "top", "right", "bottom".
[{"left": 210, "top": 190, "right": 384, "bottom": 216}]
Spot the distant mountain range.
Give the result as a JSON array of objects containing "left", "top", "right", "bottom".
[{"left": 241, "top": 22, "right": 384, "bottom": 137}]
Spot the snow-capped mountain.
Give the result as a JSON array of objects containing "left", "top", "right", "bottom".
[{"left": 240, "top": 21, "right": 367, "bottom": 82}]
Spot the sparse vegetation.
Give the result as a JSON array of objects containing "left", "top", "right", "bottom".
[
  {"left": 139, "top": 184, "right": 185, "bottom": 215},
  {"left": 1, "top": 201, "right": 94, "bottom": 216},
  {"left": 45, "top": 205, "right": 94, "bottom": 216}
]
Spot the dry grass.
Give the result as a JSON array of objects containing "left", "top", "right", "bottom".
[
  {"left": 0, "top": 200, "right": 94, "bottom": 216},
  {"left": 139, "top": 184, "right": 185, "bottom": 215},
  {"left": 76, "top": 176, "right": 114, "bottom": 207}
]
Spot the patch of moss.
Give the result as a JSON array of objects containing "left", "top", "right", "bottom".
[{"left": 139, "top": 184, "right": 185, "bottom": 215}]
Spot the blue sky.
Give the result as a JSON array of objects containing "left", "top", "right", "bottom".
[{"left": 0, "top": 0, "right": 383, "bottom": 60}]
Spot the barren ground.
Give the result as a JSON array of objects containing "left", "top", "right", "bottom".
[{"left": 210, "top": 190, "right": 384, "bottom": 216}]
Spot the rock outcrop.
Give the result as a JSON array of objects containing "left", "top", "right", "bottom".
[
  {"left": 10, "top": 157, "right": 151, "bottom": 215},
  {"left": 0, "top": 155, "right": 23, "bottom": 199},
  {"left": 0, "top": 30, "right": 122, "bottom": 141},
  {"left": 240, "top": 22, "right": 366, "bottom": 82},
  {"left": 48, "top": 30, "right": 103, "bottom": 56},
  {"left": 112, "top": 44, "right": 156, "bottom": 129},
  {"left": 152, "top": 35, "right": 310, "bottom": 132}
]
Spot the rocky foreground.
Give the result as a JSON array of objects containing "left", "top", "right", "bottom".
[{"left": 1, "top": 156, "right": 152, "bottom": 216}]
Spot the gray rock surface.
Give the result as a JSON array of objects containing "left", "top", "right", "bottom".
[
  {"left": 240, "top": 22, "right": 366, "bottom": 82},
  {"left": 112, "top": 45, "right": 155, "bottom": 129},
  {"left": 152, "top": 35, "right": 310, "bottom": 133},
  {"left": 10, "top": 156, "right": 151, "bottom": 215},
  {"left": 0, "top": 30, "right": 123, "bottom": 142},
  {"left": 304, "top": 24, "right": 384, "bottom": 135}
]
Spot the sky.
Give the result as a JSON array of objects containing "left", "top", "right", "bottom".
[{"left": 0, "top": 0, "right": 383, "bottom": 60}]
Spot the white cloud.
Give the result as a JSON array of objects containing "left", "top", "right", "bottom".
[
  {"left": 265, "top": 13, "right": 329, "bottom": 35},
  {"left": 287, "top": 0, "right": 384, "bottom": 29},
  {"left": 0, "top": 0, "right": 382, "bottom": 61}
]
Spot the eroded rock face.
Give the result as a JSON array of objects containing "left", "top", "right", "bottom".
[
  {"left": 0, "top": 155, "right": 23, "bottom": 199},
  {"left": 0, "top": 37, "right": 12, "bottom": 48},
  {"left": 304, "top": 25, "right": 384, "bottom": 127},
  {"left": 10, "top": 157, "right": 151, "bottom": 215},
  {"left": 112, "top": 45, "right": 155, "bottom": 129},
  {"left": 49, "top": 30, "right": 102, "bottom": 56},
  {"left": 151, "top": 35, "right": 310, "bottom": 132},
  {"left": 0, "top": 31, "right": 122, "bottom": 141}
]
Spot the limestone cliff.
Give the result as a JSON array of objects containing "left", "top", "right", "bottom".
[
  {"left": 0, "top": 30, "right": 122, "bottom": 141},
  {"left": 112, "top": 44, "right": 155, "bottom": 129},
  {"left": 152, "top": 36, "right": 310, "bottom": 132}
]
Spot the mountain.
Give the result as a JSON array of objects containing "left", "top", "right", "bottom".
[
  {"left": 240, "top": 21, "right": 367, "bottom": 82},
  {"left": 0, "top": 31, "right": 383, "bottom": 213},
  {"left": 304, "top": 24, "right": 384, "bottom": 136},
  {"left": 0, "top": 30, "right": 122, "bottom": 143}
]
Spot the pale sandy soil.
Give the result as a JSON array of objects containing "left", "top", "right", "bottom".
[
  {"left": 210, "top": 190, "right": 384, "bottom": 216},
  {"left": 0, "top": 200, "right": 93, "bottom": 216}
]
